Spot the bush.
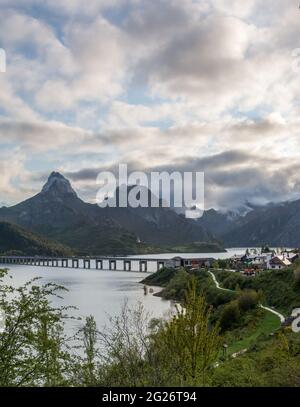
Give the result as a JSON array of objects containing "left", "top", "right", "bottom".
[
  {"left": 294, "top": 267, "right": 300, "bottom": 287},
  {"left": 220, "top": 300, "right": 240, "bottom": 330},
  {"left": 237, "top": 290, "right": 259, "bottom": 312}
]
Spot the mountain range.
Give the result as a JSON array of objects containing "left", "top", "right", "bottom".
[
  {"left": 0, "top": 172, "right": 223, "bottom": 255},
  {"left": 198, "top": 200, "right": 300, "bottom": 247},
  {"left": 2, "top": 171, "right": 299, "bottom": 253}
]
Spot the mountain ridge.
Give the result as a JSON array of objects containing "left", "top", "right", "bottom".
[
  {"left": 0, "top": 172, "right": 221, "bottom": 255},
  {"left": 198, "top": 199, "right": 300, "bottom": 247}
]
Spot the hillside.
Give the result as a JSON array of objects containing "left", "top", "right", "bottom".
[
  {"left": 214, "top": 268, "right": 300, "bottom": 314},
  {"left": 145, "top": 262, "right": 300, "bottom": 315},
  {"left": 0, "top": 221, "right": 73, "bottom": 257}
]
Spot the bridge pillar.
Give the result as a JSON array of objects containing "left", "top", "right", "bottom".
[
  {"left": 124, "top": 260, "right": 131, "bottom": 271},
  {"left": 96, "top": 259, "right": 103, "bottom": 270},
  {"left": 139, "top": 261, "right": 147, "bottom": 272},
  {"left": 157, "top": 261, "right": 165, "bottom": 271},
  {"left": 109, "top": 260, "right": 116, "bottom": 271},
  {"left": 72, "top": 259, "right": 79, "bottom": 268}
]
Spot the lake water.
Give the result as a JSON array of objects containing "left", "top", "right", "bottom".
[{"left": 2, "top": 248, "right": 245, "bottom": 335}]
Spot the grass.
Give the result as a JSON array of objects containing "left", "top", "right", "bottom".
[{"left": 226, "top": 309, "right": 281, "bottom": 356}]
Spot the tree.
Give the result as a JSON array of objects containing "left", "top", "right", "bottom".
[
  {"left": 97, "top": 301, "right": 152, "bottom": 387},
  {"left": 293, "top": 264, "right": 300, "bottom": 287},
  {"left": 220, "top": 300, "right": 240, "bottom": 330},
  {"left": 74, "top": 316, "right": 101, "bottom": 386},
  {"left": 0, "top": 269, "right": 74, "bottom": 386},
  {"left": 155, "top": 278, "right": 221, "bottom": 386},
  {"left": 237, "top": 290, "right": 259, "bottom": 312}
]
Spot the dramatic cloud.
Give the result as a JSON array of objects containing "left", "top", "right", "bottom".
[{"left": 1, "top": 0, "right": 300, "bottom": 209}]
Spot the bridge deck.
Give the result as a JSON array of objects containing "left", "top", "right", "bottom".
[{"left": 0, "top": 255, "right": 177, "bottom": 273}]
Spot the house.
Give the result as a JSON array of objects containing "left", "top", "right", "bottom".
[
  {"left": 267, "top": 255, "right": 292, "bottom": 270},
  {"left": 243, "top": 268, "right": 256, "bottom": 276},
  {"left": 165, "top": 257, "right": 182, "bottom": 268},
  {"left": 169, "top": 257, "right": 215, "bottom": 269}
]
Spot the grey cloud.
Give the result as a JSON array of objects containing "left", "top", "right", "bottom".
[{"left": 58, "top": 149, "right": 300, "bottom": 210}]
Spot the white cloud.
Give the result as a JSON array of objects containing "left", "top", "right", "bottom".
[{"left": 1, "top": 0, "right": 300, "bottom": 208}]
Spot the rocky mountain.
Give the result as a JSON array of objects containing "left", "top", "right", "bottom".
[
  {"left": 198, "top": 200, "right": 300, "bottom": 247},
  {"left": 0, "top": 221, "right": 73, "bottom": 256},
  {"left": 0, "top": 172, "right": 220, "bottom": 254},
  {"left": 197, "top": 209, "right": 239, "bottom": 237},
  {"left": 104, "top": 185, "right": 216, "bottom": 247}
]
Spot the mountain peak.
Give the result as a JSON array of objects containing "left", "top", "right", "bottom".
[{"left": 41, "top": 172, "right": 77, "bottom": 197}]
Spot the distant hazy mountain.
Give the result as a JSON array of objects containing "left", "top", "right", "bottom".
[
  {"left": 0, "top": 221, "right": 73, "bottom": 256},
  {"left": 0, "top": 172, "right": 220, "bottom": 254},
  {"left": 198, "top": 200, "right": 300, "bottom": 247}
]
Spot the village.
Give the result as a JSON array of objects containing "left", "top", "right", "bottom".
[
  {"left": 229, "top": 247, "right": 300, "bottom": 276},
  {"left": 165, "top": 247, "right": 300, "bottom": 277}
]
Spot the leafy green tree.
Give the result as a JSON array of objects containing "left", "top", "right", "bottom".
[
  {"left": 220, "top": 300, "right": 240, "bottom": 330},
  {"left": 0, "top": 269, "right": 74, "bottom": 386},
  {"left": 237, "top": 290, "right": 259, "bottom": 312},
  {"left": 155, "top": 278, "right": 221, "bottom": 385}
]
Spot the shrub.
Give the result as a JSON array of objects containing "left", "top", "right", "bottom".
[
  {"left": 237, "top": 290, "right": 259, "bottom": 312},
  {"left": 220, "top": 300, "right": 240, "bottom": 330},
  {"left": 294, "top": 267, "right": 300, "bottom": 287}
]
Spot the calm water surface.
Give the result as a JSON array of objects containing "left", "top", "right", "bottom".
[{"left": 3, "top": 249, "right": 245, "bottom": 334}]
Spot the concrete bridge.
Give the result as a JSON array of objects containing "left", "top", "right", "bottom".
[{"left": 0, "top": 255, "right": 181, "bottom": 273}]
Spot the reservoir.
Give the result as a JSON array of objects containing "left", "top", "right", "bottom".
[{"left": 1, "top": 249, "right": 245, "bottom": 334}]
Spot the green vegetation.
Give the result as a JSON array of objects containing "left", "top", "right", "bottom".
[
  {"left": 0, "top": 270, "right": 221, "bottom": 386},
  {"left": 211, "top": 331, "right": 300, "bottom": 387},
  {"left": 1, "top": 266, "right": 300, "bottom": 387},
  {"left": 225, "top": 310, "right": 280, "bottom": 355},
  {"left": 214, "top": 267, "right": 300, "bottom": 314},
  {"left": 143, "top": 266, "right": 282, "bottom": 360},
  {"left": 0, "top": 221, "right": 73, "bottom": 257}
]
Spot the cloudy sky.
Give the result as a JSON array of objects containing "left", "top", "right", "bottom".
[{"left": 0, "top": 0, "right": 300, "bottom": 210}]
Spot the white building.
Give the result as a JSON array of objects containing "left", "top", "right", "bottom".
[{"left": 267, "top": 255, "right": 292, "bottom": 270}]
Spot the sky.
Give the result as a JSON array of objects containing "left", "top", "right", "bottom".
[{"left": 0, "top": 0, "right": 300, "bottom": 211}]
